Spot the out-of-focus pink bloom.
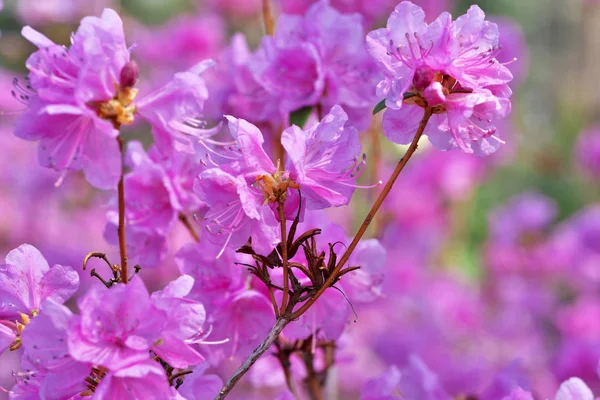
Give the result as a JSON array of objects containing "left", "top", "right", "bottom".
[
  {"left": 557, "top": 297, "right": 600, "bottom": 342},
  {"left": 368, "top": 2, "right": 513, "bottom": 155},
  {"left": 480, "top": 361, "right": 531, "bottom": 400},
  {"left": 361, "top": 357, "right": 449, "bottom": 399},
  {"left": 247, "top": 1, "right": 380, "bottom": 129},
  {"left": 175, "top": 241, "right": 244, "bottom": 311},
  {"left": 134, "top": 14, "right": 224, "bottom": 73},
  {"left": 135, "top": 61, "right": 214, "bottom": 157},
  {"left": 549, "top": 205, "right": 600, "bottom": 288},
  {"left": 491, "top": 17, "right": 529, "bottom": 88},
  {"left": 343, "top": 239, "right": 387, "bottom": 303},
  {"left": 485, "top": 191, "right": 556, "bottom": 274},
  {"left": 489, "top": 191, "right": 556, "bottom": 245},
  {"left": 360, "top": 365, "right": 402, "bottom": 400},
  {"left": 279, "top": 0, "right": 452, "bottom": 26},
  {"left": 205, "top": 0, "right": 262, "bottom": 17},
  {"left": 554, "top": 377, "right": 595, "bottom": 400},
  {"left": 209, "top": 289, "right": 275, "bottom": 358},
  {"left": 502, "top": 388, "right": 535, "bottom": 400},
  {"left": 575, "top": 124, "right": 600, "bottom": 178},
  {"left": 284, "top": 287, "right": 351, "bottom": 341},
  {"left": 15, "top": 0, "right": 111, "bottom": 25},
  {"left": 177, "top": 364, "right": 223, "bottom": 400}
]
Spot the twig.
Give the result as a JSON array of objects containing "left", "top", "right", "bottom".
[
  {"left": 278, "top": 202, "right": 290, "bottom": 315},
  {"left": 179, "top": 213, "right": 200, "bottom": 242},
  {"left": 169, "top": 370, "right": 193, "bottom": 385},
  {"left": 262, "top": 0, "right": 275, "bottom": 36},
  {"left": 291, "top": 107, "right": 433, "bottom": 319},
  {"left": 300, "top": 340, "right": 324, "bottom": 400},
  {"left": 214, "top": 317, "right": 290, "bottom": 400},
  {"left": 275, "top": 339, "right": 301, "bottom": 400},
  {"left": 369, "top": 115, "right": 383, "bottom": 234},
  {"left": 117, "top": 136, "right": 129, "bottom": 284},
  {"left": 268, "top": 285, "right": 280, "bottom": 318}
]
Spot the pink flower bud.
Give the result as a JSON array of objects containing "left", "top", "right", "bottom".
[{"left": 120, "top": 60, "right": 139, "bottom": 88}]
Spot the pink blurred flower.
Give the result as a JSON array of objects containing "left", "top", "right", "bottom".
[{"left": 575, "top": 124, "right": 600, "bottom": 178}]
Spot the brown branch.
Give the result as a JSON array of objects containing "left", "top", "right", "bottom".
[
  {"left": 275, "top": 339, "right": 301, "bottom": 400},
  {"left": 178, "top": 213, "right": 200, "bottom": 242},
  {"left": 215, "top": 317, "right": 290, "bottom": 400},
  {"left": 300, "top": 340, "right": 324, "bottom": 400},
  {"left": 278, "top": 202, "right": 290, "bottom": 315},
  {"left": 369, "top": 115, "right": 383, "bottom": 235},
  {"left": 292, "top": 107, "right": 432, "bottom": 319},
  {"left": 262, "top": 0, "right": 275, "bottom": 36},
  {"left": 117, "top": 136, "right": 129, "bottom": 284},
  {"left": 169, "top": 370, "right": 193, "bottom": 385},
  {"left": 268, "top": 285, "right": 280, "bottom": 318}
]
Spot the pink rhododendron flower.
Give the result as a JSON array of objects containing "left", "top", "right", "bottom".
[
  {"left": 282, "top": 105, "right": 365, "bottom": 209},
  {"left": 14, "top": 9, "right": 128, "bottom": 189},
  {"left": 194, "top": 168, "right": 280, "bottom": 256},
  {"left": 13, "top": 9, "right": 213, "bottom": 189},
  {"left": 175, "top": 241, "right": 245, "bottom": 311},
  {"left": 19, "top": 299, "right": 90, "bottom": 399},
  {"left": 177, "top": 364, "right": 223, "bottom": 400},
  {"left": 0, "top": 244, "right": 79, "bottom": 320},
  {"left": 149, "top": 275, "right": 207, "bottom": 368},
  {"left": 195, "top": 105, "right": 364, "bottom": 255},
  {"left": 367, "top": 1, "right": 513, "bottom": 155},
  {"left": 575, "top": 124, "right": 600, "bottom": 178},
  {"left": 68, "top": 277, "right": 167, "bottom": 370},
  {"left": 93, "top": 361, "right": 172, "bottom": 399},
  {"left": 209, "top": 289, "right": 275, "bottom": 358}
]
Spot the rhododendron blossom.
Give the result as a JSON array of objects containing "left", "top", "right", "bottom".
[
  {"left": 367, "top": 1, "right": 513, "bottom": 155},
  {"left": 13, "top": 9, "right": 212, "bottom": 189}
]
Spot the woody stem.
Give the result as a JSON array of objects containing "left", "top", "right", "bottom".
[
  {"left": 262, "top": 0, "right": 275, "bottom": 35},
  {"left": 178, "top": 213, "right": 200, "bottom": 242},
  {"left": 117, "top": 135, "right": 129, "bottom": 284},
  {"left": 291, "top": 107, "right": 433, "bottom": 319},
  {"left": 278, "top": 202, "right": 290, "bottom": 315}
]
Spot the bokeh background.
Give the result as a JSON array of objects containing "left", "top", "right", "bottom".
[{"left": 1, "top": 0, "right": 599, "bottom": 399}]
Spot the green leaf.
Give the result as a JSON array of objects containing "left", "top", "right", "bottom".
[
  {"left": 289, "top": 106, "right": 314, "bottom": 128},
  {"left": 372, "top": 99, "right": 387, "bottom": 115}
]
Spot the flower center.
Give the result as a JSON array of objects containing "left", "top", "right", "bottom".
[
  {"left": 92, "top": 85, "right": 138, "bottom": 127},
  {"left": 255, "top": 160, "right": 300, "bottom": 204}
]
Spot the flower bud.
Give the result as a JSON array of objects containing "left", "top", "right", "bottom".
[{"left": 119, "top": 60, "right": 139, "bottom": 88}]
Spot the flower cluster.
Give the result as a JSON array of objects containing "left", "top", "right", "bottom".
[
  {"left": 194, "top": 105, "right": 364, "bottom": 256},
  {"left": 4, "top": 1, "right": 598, "bottom": 400},
  {"left": 1, "top": 244, "right": 221, "bottom": 399},
  {"left": 367, "top": 1, "right": 513, "bottom": 155},
  {"left": 13, "top": 9, "right": 211, "bottom": 189}
]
